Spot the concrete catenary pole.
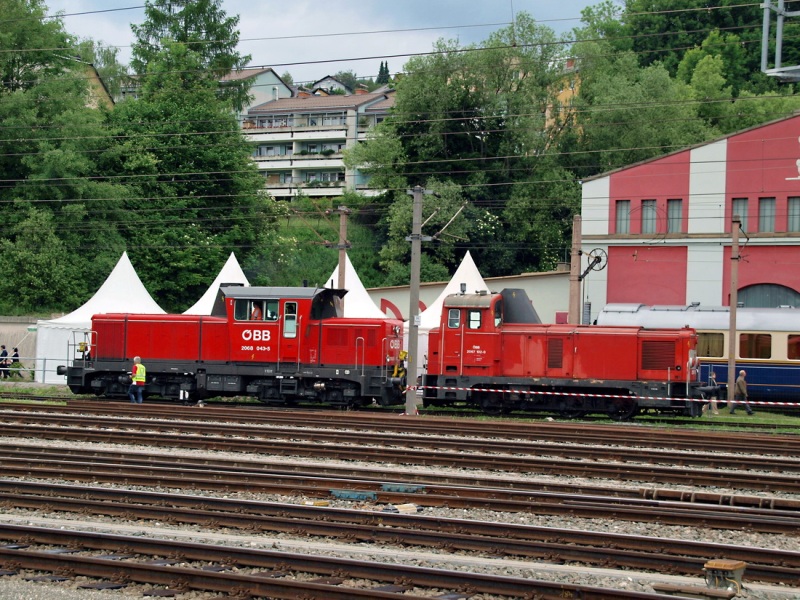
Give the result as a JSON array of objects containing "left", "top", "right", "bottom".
[
  {"left": 568, "top": 215, "right": 582, "bottom": 324},
  {"left": 727, "top": 214, "right": 741, "bottom": 402},
  {"left": 406, "top": 186, "right": 425, "bottom": 415}
]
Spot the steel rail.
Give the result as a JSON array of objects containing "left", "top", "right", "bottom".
[
  {"left": 3, "top": 460, "right": 799, "bottom": 534},
  {"left": 0, "top": 524, "right": 678, "bottom": 600},
  {"left": 0, "top": 482, "right": 797, "bottom": 585},
  {"left": 4, "top": 444, "right": 800, "bottom": 512},
  {"left": 1, "top": 420, "right": 798, "bottom": 493},
  {"left": 4, "top": 401, "right": 800, "bottom": 451},
  {"left": 3, "top": 410, "right": 798, "bottom": 473}
]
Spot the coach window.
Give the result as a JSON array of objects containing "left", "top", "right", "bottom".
[
  {"left": 789, "top": 335, "right": 800, "bottom": 360},
  {"left": 739, "top": 333, "right": 771, "bottom": 359},
  {"left": 447, "top": 309, "right": 460, "bottom": 328},
  {"left": 283, "top": 302, "right": 297, "bottom": 338},
  {"left": 468, "top": 309, "right": 482, "bottom": 330},
  {"left": 494, "top": 302, "right": 503, "bottom": 327},
  {"left": 697, "top": 332, "right": 724, "bottom": 358}
]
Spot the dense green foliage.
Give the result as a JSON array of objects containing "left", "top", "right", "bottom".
[{"left": 3, "top": 0, "right": 800, "bottom": 313}]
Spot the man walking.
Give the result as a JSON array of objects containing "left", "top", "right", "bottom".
[
  {"left": 730, "top": 369, "right": 754, "bottom": 415},
  {"left": 128, "top": 356, "right": 146, "bottom": 404}
]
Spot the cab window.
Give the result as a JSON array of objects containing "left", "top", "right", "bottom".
[
  {"left": 468, "top": 309, "right": 482, "bottom": 330},
  {"left": 494, "top": 302, "right": 503, "bottom": 327},
  {"left": 284, "top": 302, "right": 297, "bottom": 338},
  {"left": 447, "top": 309, "right": 460, "bottom": 328},
  {"left": 265, "top": 299, "right": 279, "bottom": 321}
]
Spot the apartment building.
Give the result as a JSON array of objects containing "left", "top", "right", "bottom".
[{"left": 243, "top": 90, "right": 394, "bottom": 198}]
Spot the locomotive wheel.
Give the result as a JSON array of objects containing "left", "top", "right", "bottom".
[
  {"left": 478, "top": 392, "right": 507, "bottom": 416},
  {"left": 558, "top": 397, "right": 587, "bottom": 419},
  {"left": 606, "top": 398, "right": 639, "bottom": 421}
]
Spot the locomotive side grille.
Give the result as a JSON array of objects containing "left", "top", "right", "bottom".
[
  {"left": 641, "top": 340, "right": 675, "bottom": 370},
  {"left": 547, "top": 338, "right": 564, "bottom": 369},
  {"left": 326, "top": 328, "right": 348, "bottom": 346}
]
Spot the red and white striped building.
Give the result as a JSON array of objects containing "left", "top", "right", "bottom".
[{"left": 580, "top": 113, "right": 800, "bottom": 322}]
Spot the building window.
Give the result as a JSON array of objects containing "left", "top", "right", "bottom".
[
  {"left": 667, "top": 199, "right": 682, "bottom": 233},
  {"left": 732, "top": 198, "right": 748, "bottom": 231},
  {"left": 759, "top": 197, "right": 775, "bottom": 233},
  {"left": 789, "top": 197, "right": 800, "bottom": 232},
  {"left": 323, "top": 113, "right": 344, "bottom": 126},
  {"left": 641, "top": 199, "right": 656, "bottom": 234},
  {"left": 615, "top": 200, "right": 630, "bottom": 234}
]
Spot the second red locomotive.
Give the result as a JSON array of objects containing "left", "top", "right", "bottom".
[{"left": 422, "top": 289, "right": 701, "bottom": 419}]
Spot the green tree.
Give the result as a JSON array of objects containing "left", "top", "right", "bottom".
[
  {"left": 376, "top": 61, "right": 390, "bottom": 85},
  {"left": 131, "top": 0, "right": 252, "bottom": 110},
  {"left": 0, "top": 0, "right": 132, "bottom": 312},
  {"left": 0, "top": 0, "right": 74, "bottom": 93},
  {"left": 75, "top": 39, "right": 132, "bottom": 100},
  {"left": 347, "top": 13, "right": 578, "bottom": 277},
  {"left": 0, "top": 208, "right": 82, "bottom": 313},
  {"left": 620, "top": 0, "right": 787, "bottom": 94},
  {"left": 566, "top": 39, "right": 714, "bottom": 175},
  {"left": 106, "top": 41, "right": 279, "bottom": 311}
]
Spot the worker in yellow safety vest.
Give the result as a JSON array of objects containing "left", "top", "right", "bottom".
[{"left": 128, "top": 356, "right": 146, "bottom": 404}]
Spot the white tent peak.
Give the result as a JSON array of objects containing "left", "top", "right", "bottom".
[
  {"left": 35, "top": 251, "right": 165, "bottom": 383},
  {"left": 49, "top": 251, "right": 165, "bottom": 323},
  {"left": 403, "top": 251, "right": 489, "bottom": 379},
  {"left": 327, "top": 254, "right": 387, "bottom": 318},
  {"left": 418, "top": 251, "right": 488, "bottom": 329},
  {"left": 184, "top": 252, "right": 249, "bottom": 315}
]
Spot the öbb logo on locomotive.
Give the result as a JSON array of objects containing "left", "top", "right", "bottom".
[{"left": 59, "top": 285, "right": 703, "bottom": 420}]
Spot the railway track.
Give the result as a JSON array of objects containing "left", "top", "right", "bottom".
[
  {"left": 5, "top": 398, "right": 800, "bottom": 451},
  {"left": 1, "top": 410, "right": 799, "bottom": 493},
  {"left": 1, "top": 400, "right": 798, "bottom": 598},
  {"left": 3, "top": 523, "right": 679, "bottom": 600},
  {"left": 1, "top": 390, "right": 796, "bottom": 430},
  {"left": 3, "top": 446, "right": 800, "bottom": 533},
  {"left": 1, "top": 480, "right": 798, "bottom": 585}
]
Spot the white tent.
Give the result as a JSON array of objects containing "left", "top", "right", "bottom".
[
  {"left": 184, "top": 252, "right": 249, "bottom": 315},
  {"left": 406, "top": 251, "right": 489, "bottom": 378},
  {"left": 327, "top": 254, "right": 387, "bottom": 318},
  {"left": 35, "top": 252, "right": 166, "bottom": 384}
]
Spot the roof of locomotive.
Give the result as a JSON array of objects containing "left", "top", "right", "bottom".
[
  {"left": 443, "top": 291, "right": 496, "bottom": 308},
  {"left": 220, "top": 286, "right": 347, "bottom": 300}
]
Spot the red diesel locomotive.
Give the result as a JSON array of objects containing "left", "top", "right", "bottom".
[
  {"left": 61, "top": 286, "right": 407, "bottom": 408},
  {"left": 421, "top": 289, "right": 702, "bottom": 420}
]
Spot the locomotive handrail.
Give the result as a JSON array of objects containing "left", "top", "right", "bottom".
[
  {"left": 380, "top": 337, "right": 389, "bottom": 381},
  {"left": 354, "top": 336, "right": 365, "bottom": 376}
]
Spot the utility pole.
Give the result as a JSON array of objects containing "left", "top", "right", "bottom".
[
  {"left": 325, "top": 206, "right": 351, "bottom": 306},
  {"left": 406, "top": 186, "right": 432, "bottom": 415},
  {"left": 568, "top": 215, "right": 582, "bottom": 324},
  {"left": 727, "top": 215, "right": 741, "bottom": 402}
]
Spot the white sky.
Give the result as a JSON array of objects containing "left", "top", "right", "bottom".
[{"left": 43, "top": 0, "right": 600, "bottom": 84}]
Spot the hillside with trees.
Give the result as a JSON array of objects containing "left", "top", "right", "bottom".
[{"left": 1, "top": 0, "right": 799, "bottom": 313}]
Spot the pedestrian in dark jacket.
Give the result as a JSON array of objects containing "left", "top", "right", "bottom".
[{"left": 730, "top": 370, "right": 754, "bottom": 415}]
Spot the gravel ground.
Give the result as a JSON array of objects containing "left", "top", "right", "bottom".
[{"left": 1, "top": 424, "right": 799, "bottom": 599}]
